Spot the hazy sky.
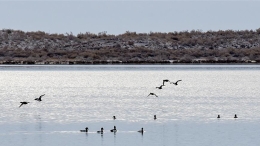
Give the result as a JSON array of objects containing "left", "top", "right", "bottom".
[{"left": 1, "top": 1, "right": 260, "bottom": 35}]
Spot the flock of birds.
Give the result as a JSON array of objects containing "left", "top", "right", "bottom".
[
  {"left": 79, "top": 79, "right": 182, "bottom": 135},
  {"left": 217, "top": 114, "right": 238, "bottom": 119},
  {"left": 19, "top": 79, "right": 238, "bottom": 135},
  {"left": 147, "top": 79, "right": 182, "bottom": 97},
  {"left": 19, "top": 79, "right": 182, "bottom": 108},
  {"left": 19, "top": 94, "right": 45, "bottom": 108},
  {"left": 80, "top": 116, "right": 144, "bottom": 135},
  {"left": 19, "top": 79, "right": 182, "bottom": 135},
  {"left": 18, "top": 79, "right": 182, "bottom": 107},
  {"left": 146, "top": 79, "right": 239, "bottom": 120},
  {"left": 80, "top": 126, "right": 144, "bottom": 134}
]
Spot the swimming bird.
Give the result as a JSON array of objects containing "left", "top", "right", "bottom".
[
  {"left": 113, "top": 116, "right": 116, "bottom": 120},
  {"left": 162, "top": 79, "right": 170, "bottom": 86},
  {"left": 154, "top": 115, "right": 157, "bottom": 120},
  {"left": 147, "top": 93, "right": 158, "bottom": 97},
  {"left": 110, "top": 126, "right": 117, "bottom": 132},
  {"left": 156, "top": 85, "right": 163, "bottom": 89},
  {"left": 19, "top": 102, "right": 30, "bottom": 108},
  {"left": 97, "top": 127, "right": 104, "bottom": 134},
  {"left": 35, "top": 94, "right": 45, "bottom": 102},
  {"left": 80, "top": 127, "right": 88, "bottom": 132},
  {"left": 170, "top": 80, "right": 182, "bottom": 85},
  {"left": 234, "top": 114, "right": 238, "bottom": 118},
  {"left": 217, "top": 115, "right": 220, "bottom": 118},
  {"left": 138, "top": 128, "right": 144, "bottom": 134}
]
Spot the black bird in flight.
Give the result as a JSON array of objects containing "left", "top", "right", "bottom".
[
  {"left": 35, "top": 94, "right": 45, "bottom": 102},
  {"left": 147, "top": 93, "right": 158, "bottom": 97},
  {"left": 162, "top": 79, "right": 170, "bottom": 86},
  {"left": 156, "top": 85, "right": 163, "bottom": 89},
  {"left": 170, "top": 80, "right": 182, "bottom": 85},
  {"left": 19, "top": 102, "right": 30, "bottom": 108}
]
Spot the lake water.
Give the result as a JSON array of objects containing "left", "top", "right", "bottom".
[{"left": 1, "top": 65, "right": 260, "bottom": 146}]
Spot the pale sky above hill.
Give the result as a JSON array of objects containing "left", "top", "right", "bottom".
[{"left": 1, "top": 0, "right": 260, "bottom": 35}]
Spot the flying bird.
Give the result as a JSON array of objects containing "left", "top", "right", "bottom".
[
  {"left": 147, "top": 93, "right": 158, "bottom": 97},
  {"left": 35, "top": 94, "right": 45, "bottom": 102},
  {"left": 156, "top": 85, "right": 163, "bottom": 89},
  {"left": 19, "top": 102, "right": 30, "bottom": 108},
  {"left": 170, "top": 80, "right": 182, "bottom": 85},
  {"left": 162, "top": 79, "right": 170, "bottom": 86}
]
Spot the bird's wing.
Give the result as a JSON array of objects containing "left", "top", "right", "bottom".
[
  {"left": 38, "top": 94, "right": 45, "bottom": 100},
  {"left": 177, "top": 80, "right": 182, "bottom": 82},
  {"left": 19, "top": 103, "right": 23, "bottom": 108}
]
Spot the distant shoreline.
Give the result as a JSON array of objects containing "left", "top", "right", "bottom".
[{"left": 0, "top": 60, "right": 258, "bottom": 65}]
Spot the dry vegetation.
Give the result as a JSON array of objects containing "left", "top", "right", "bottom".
[{"left": 0, "top": 29, "right": 260, "bottom": 64}]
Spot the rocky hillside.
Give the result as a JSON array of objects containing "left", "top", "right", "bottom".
[{"left": 0, "top": 29, "right": 260, "bottom": 64}]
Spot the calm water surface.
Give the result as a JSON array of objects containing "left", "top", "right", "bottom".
[{"left": 1, "top": 65, "right": 260, "bottom": 146}]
